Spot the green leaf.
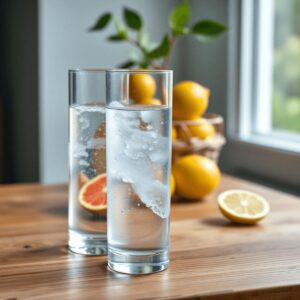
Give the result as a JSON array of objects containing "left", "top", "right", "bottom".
[
  {"left": 114, "top": 18, "right": 127, "bottom": 36},
  {"left": 138, "top": 29, "right": 149, "bottom": 50},
  {"left": 118, "top": 60, "right": 136, "bottom": 68},
  {"left": 90, "top": 13, "right": 112, "bottom": 31},
  {"left": 123, "top": 7, "right": 142, "bottom": 30},
  {"left": 129, "top": 49, "right": 143, "bottom": 62},
  {"left": 107, "top": 33, "right": 127, "bottom": 41},
  {"left": 191, "top": 20, "right": 227, "bottom": 41},
  {"left": 147, "top": 35, "right": 170, "bottom": 59},
  {"left": 129, "top": 50, "right": 149, "bottom": 68},
  {"left": 169, "top": 0, "right": 191, "bottom": 35},
  {"left": 174, "top": 27, "right": 190, "bottom": 35},
  {"left": 138, "top": 61, "right": 149, "bottom": 69}
]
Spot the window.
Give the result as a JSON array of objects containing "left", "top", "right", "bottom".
[
  {"left": 225, "top": 0, "right": 300, "bottom": 190},
  {"left": 272, "top": 0, "right": 300, "bottom": 134},
  {"left": 232, "top": 0, "right": 300, "bottom": 152}
]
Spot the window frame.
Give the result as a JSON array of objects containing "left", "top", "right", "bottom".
[{"left": 224, "top": 0, "right": 300, "bottom": 190}]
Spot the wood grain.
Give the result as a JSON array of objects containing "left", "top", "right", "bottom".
[{"left": 0, "top": 175, "right": 300, "bottom": 299}]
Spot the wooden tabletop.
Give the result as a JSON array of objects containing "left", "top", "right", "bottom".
[{"left": 1, "top": 175, "right": 300, "bottom": 300}]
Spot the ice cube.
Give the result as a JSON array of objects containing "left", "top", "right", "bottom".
[
  {"left": 107, "top": 107, "right": 170, "bottom": 218},
  {"left": 79, "top": 116, "right": 89, "bottom": 130},
  {"left": 133, "top": 180, "right": 170, "bottom": 219},
  {"left": 109, "top": 101, "right": 125, "bottom": 108},
  {"left": 73, "top": 143, "right": 88, "bottom": 158},
  {"left": 87, "top": 137, "right": 105, "bottom": 150}
]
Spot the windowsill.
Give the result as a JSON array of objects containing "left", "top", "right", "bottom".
[
  {"left": 220, "top": 134, "right": 300, "bottom": 191},
  {"left": 228, "top": 132, "right": 300, "bottom": 155}
]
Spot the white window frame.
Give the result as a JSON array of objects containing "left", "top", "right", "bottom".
[{"left": 224, "top": 0, "right": 300, "bottom": 190}]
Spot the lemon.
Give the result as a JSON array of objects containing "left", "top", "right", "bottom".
[
  {"left": 178, "top": 118, "right": 215, "bottom": 140},
  {"left": 217, "top": 190, "right": 270, "bottom": 224},
  {"left": 173, "top": 81, "right": 210, "bottom": 120},
  {"left": 170, "top": 173, "right": 175, "bottom": 197},
  {"left": 172, "top": 154, "right": 221, "bottom": 199},
  {"left": 129, "top": 74, "right": 156, "bottom": 102},
  {"left": 172, "top": 127, "right": 177, "bottom": 140},
  {"left": 138, "top": 98, "right": 161, "bottom": 105}
]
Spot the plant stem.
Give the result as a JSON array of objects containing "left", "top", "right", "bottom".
[
  {"left": 126, "top": 35, "right": 177, "bottom": 70},
  {"left": 127, "top": 37, "right": 142, "bottom": 50},
  {"left": 126, "top": 37, "right": 160, "bottom": 69},
  {"left": 161, "top": 36, "right": 177, "bottom": 69}
]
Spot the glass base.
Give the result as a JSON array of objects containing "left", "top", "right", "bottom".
[
  {"left": 108, "top": 247, "right": 169, "bottom": 274},
  {"left": 68, "top": 229, "right": 107, "bottom": 256}
]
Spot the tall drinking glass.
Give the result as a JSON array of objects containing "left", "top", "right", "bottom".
[
  {"left": 106, "top": 69, "right": 173, "bottom": 274},
  {"left": 68, "top": 69, "right": 107, "bottom": 255}
]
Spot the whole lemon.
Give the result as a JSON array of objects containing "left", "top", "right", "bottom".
[
  {"left": 129, "top": 74, "right": 156, "bottom": 102},
  {"left": 138, "top": 98, "right": 161, "bottom": 105},
  {"left": 173, "top": 81, "right": 210, "bottom": 120},
  {"left": 173, "top": 154, "right": 221, "bottom": 199},
  {"left": 170, "top": 173, "right": 176, "bottom": 196},
  {"left": 172, "top": 126, "right": 177, "bottom": 140},
  {"left": 178, "top": 118, "right": 215, "bottom": 140}
]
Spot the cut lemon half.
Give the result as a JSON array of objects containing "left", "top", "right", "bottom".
[{"left": 217, "top": 190, "right": 270, "bottom": 224}]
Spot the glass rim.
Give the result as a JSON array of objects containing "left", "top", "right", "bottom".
[
  {"left": 69, "top": 68, "right": 107, "bottom": 74},
  {"left": 68, "top": 68, "right": 173, "bottom": 75},
  {"left": 107, "top": 69, "right": 173, "bottom": 75},
  {"left": 69, "top": 69, "right": 173, "bottom": 75}
]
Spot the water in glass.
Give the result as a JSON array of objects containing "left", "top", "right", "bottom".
[
  {"left": 107, "top": 103, "right": 171, "bottom": 273},
  {"left": 68, "top": 104, "right": 107, "bottom": 255}
]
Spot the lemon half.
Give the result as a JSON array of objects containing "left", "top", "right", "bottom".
[{"left": 217, "top": 190, "right": 270, "bottom": 224}]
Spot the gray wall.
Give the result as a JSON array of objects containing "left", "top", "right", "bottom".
[
  {"left": 184, "top": 0, "right": 228, "bottom": 117},
  {"left": 183, "top": 0, "right": 229, "bottom": 168},
  {"left": 39, "top": 0, "right": 228, "bottom": 183}
]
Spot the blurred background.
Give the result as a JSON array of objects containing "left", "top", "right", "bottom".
[{"left": 0, "top": 0, "right": 299, "bottom": 194}]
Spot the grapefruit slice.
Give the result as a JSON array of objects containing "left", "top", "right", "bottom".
[{"left": 79, "top": 173, "right": 107, "bottom": 215}]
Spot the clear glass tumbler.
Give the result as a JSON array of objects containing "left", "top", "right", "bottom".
[
  {"left": 106, "top": 69, "right": 173, "bottom": 274},
  {"left": 68, "top": 69, "right": 107, "bottom": 255}
]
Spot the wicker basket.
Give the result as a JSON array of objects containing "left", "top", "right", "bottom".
[{"left": 172, "top": 113, "right": 226, "bottom": 163}]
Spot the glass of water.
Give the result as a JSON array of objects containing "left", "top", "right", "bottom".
[
  {"left": 68, "top": 69, "right": 107, "bottom": 255},
  {"left": 106, "top": 69, "right": 173, "bottom": 274}
]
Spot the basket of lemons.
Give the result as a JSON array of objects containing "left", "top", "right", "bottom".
[
  {"left": 126, "top": 73, "right": 225, "bottom": 201},
  {"left": 170, "top": 81, "right": 226, "bottom": 200},
  {"left": 172, "top": 81, "right": 226, "bottom": 163}
]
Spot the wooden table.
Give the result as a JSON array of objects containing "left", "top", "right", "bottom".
[{"left": 1, "top": 175, "right": 300, "bottom": 300}]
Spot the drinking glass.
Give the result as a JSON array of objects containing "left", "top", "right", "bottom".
[
  {"left": 106, "top": 69, "right": 173, "bottom": 274},
  {"left": 68, "top": 69, "right": 107, "bottom": 255}
]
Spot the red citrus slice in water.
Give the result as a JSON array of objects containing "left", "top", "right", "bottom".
[{"left": 79, "top": 173, "right": 107, "bottom": 215}]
